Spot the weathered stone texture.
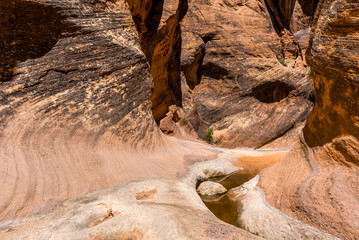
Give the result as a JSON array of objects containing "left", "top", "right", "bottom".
[
  {"left": 304, "top": 0, "right": 359, "bottom": 147},
  {"left": 179, "top": 0, "right": 314, "bottom": 148},
  {"left": 257, "top": 1, "right": 359, "bottom": 239},
  {"left": 0, "top": 0, "right": 216, "bottom": 222}
]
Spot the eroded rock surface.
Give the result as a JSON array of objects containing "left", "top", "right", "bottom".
[
  {"left": 258, "top": 136, "right": 359, "bottom": 239},
  {"left": 242, "top": 1, "right": 359, "bottom": 239},
  {"left": 303, "top": 0, "right": 359, "bottom": 147},
  {"left": 0, "top": 0, "right": 357, "bottom": 239},
  {"left": 179, "top": 0, "right": 315, "bottom": 148},
  {"left": 229, "top": 175, "right": 338, "bottom": 240},
  {"left": 0, "top": 157, "right": 260, "bottom": 240},
  {"left": 126, "top": 0, "right": 188, "bottom": 123},
  {"left": 0, "top": 0, "right": 216, "bottom": 222},
  {"left": 197, "top": 181, "right": 227, "bottom": 196}
]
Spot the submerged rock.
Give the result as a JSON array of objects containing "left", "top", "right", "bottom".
[
  {"left": 197, "top": 181, "right": 227, "bottom": 196},
  {"left": 0, "top": 156, "right": 259, "bottom": 240}
]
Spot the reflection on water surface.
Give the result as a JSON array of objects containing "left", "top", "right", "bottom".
[{"left": 201, "top": 170, "right": 259, "bottom": 227}]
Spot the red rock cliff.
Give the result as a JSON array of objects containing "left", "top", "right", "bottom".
[{"left": 258, "top": 0, "right": 359, "bottom": 239}]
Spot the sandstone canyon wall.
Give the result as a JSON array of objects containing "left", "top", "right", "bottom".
[
  {"left": 125, "top": 0, "right": 317, "bottom": 149},
  {"left": 303, "top": 0, "right": 359, "bottom": 147},
  {"left": 0, "top": 0, "right": 216, "bottom": 222},
  {"left": 1, "top": 0, "right": 358, "bottom": 239},
  {"left": 257, "top": 0, "right": 359, "bottom": 239},
  {"left": 0, "top": 0, "right": 319, "bottom": 224},
  {"left": 178, "top": 0, "right": 315, "bottom": 148}
]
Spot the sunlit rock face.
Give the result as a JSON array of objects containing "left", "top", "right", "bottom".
[
  {"left": 303, "top": 0, "right": 359, "bottom": 147},
  {"left": 178, "top": 0, "right": 315, "bottom": 148},
  {"left": 123, "top": 0, "right": 318, "bottom": 148},
  {"left": 0, "top": 0, "right": 155, "bottom": 221},
  {"left": 0, "top": 0, "right": 216, "bottom": 222},
  {"left": 256, "top": 1, "right": 359, "bottom": 239},
  {"left": 0, "top": 0, "right": 357, "bottom": 239}
]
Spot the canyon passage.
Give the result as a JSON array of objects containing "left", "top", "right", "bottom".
[{"left": 0, "top": 0, "right": 358, "bottom": 239}]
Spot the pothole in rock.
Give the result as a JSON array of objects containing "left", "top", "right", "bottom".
[
  {"left": 198, "top": 150, "right": 288, "bottom": 229},
  {"left": 251, "top": 81, "right": 295, "bottom": 104},
  {"left": 199, "top": 170, "right": 258, "bottom": 227}
]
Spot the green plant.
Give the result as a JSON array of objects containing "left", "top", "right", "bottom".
[
  {"left": 306, "top": 67, "right": 313, "bottom": 77},
  {"left": 203, "top": 127, "right": 214, "bottom": 144},
  {"left": 278, "top": 58, "right": 286, "bottom": 66},
  {"left": 220, "top": 145, "right": 224, "bottom": 148}
]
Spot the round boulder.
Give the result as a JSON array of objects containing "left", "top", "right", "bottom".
[{"left": 197, "top": 181, "right": 227, "bottom": 196}]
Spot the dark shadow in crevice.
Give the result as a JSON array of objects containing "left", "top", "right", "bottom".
[
  {"left": 127, "top": 0, "right": 188, "bottom": 124},
  {"left": 183, "top": 45, "right": 206, "bottom": 90},
  {"left": 200, "top": 62, "right": 230, "bottom": 80},
  {"left": 263, "top": 0, "right": 288, "bottom": 36},
  {"left": 0, "top": 0, "right": 79, "bottom": 82},
  {"left": 297, "top": 0, "right": 320, "bottom": 16},
  {"left": 250, "top": 81, "right": 295, "bottom": 104},
  {"left": 199, "top": 32, "right": 216, "bottom": 43}
]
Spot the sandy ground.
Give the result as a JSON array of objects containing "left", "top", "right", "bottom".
[{"left": 222, "top": 148, "right": 291, "bottom": 174}]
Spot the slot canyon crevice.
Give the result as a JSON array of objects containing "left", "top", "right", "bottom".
[{"left": 0, "top": 0, "right": 358, "bottom": 239}]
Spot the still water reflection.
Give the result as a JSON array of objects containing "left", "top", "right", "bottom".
[{"left": 201, "top": 170, "right": 259, "bottom": 227}]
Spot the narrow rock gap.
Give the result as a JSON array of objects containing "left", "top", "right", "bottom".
[
  {"left": 262, "top": 0, "right": 319, "bottom": 61},
  {"left": 126, "top": 0, "right": 188, "bottom": 125}
]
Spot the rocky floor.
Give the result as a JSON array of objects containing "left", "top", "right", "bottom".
[
  {"left": 0, "top": 0, "right": 357, "bottom": 239},
  {"left": 1, "top": 147, "right": 335, "bottom": 240}
]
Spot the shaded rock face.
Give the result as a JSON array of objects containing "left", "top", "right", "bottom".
[
  {"left": 303, "top": 0, "right": 359, "bottom": 147},
  {"left": 264, "top": 0, "right": 297, "bottom": 31},
  {"left": 256, "top": 0, "right": 359, "bottom": 239},
  {"left": 263, "top": 0, "right": 319, "bottom": 32},
  {"left": 297, "top": 0, "right": 320, "bottom": 16},
  {"left": 0, "top": 0, "right": 78, "bottom": 82},
  {"left": 179, "top": 0, "right": 315, "bottom": 148},
  {"left": 126, "top": 0, "right": 188, "bottom": 124}
]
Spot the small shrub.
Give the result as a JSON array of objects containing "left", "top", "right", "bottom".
[
  {"left": 203, "top": 127, "right": 214, "bottom": 144},
  {"left": 306, "top": 67, "right": 313, "bottom": 77},
  {"left": 278, "top": 58, "right": 286, "bottom": 66},
  {"left": 220, "top": 145, "right": 224, "bottom": 148}
]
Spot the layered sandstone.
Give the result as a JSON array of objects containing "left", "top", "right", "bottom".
[
  {"left": 0, "top": 0, "right": 357, "bottom": 239},
  {"left": 178, "top": 0, "right": 315, "bottom": 148},
  {"left": 126, "top": 0, "right": 187, "bottom": 123},
  {"left": 0, "top": 153, "right": 261, "bottom": 239},
  {"left": 303, "top": 0, "right": 359, "bottom": 147},
  {"left": 0, "top": 0, "right": 216, "bottom": 222},
  {"left": 242, "top": 0, "right": 359, "bottom": 239}
]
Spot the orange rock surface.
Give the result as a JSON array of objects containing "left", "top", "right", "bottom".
[{"left": 258, "top": 0, "right": 359, "bottom": 238}]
